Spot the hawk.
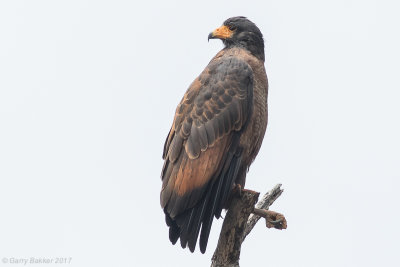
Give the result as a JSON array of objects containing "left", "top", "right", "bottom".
[{"left": 161, "top": 16, "right": 268, "bottom": 253}]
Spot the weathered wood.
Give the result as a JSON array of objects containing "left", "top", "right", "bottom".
[
  {"left": 211, "top": 190, "right": 259, "bottom": 267},
  {"left": 211, "top": 184, "right": 284, "bottom": 267}
]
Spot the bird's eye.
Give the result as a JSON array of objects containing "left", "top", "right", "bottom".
[
  {"left": 223, "top": 22, "right": 237, "bottom": 31},
  {"left": 228, "top": 25, "right": 237, "bottom": 31}
]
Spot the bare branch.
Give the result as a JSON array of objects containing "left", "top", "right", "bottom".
[
  {"left": 211, "top": 190, "right": 259, "bottom": 267},
  {"left": 211, "top": 184, "right": 285, "bottom": 267}
]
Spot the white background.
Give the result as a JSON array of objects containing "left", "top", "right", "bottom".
[{"left": 1, "top": 1, "right": 399, "bottom": 266}]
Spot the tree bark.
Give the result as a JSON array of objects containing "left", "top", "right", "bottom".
[{"left": 211, "top": 184, "right": 284, "bottom": 267}]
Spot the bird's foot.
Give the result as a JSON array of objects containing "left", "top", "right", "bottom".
[{"left": 252, "top": 208, "right": 287, "bottom": 230}]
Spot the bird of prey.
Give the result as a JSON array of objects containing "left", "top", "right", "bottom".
[{"left": 160, "top": 16, "right": 268, "bottom": 253}]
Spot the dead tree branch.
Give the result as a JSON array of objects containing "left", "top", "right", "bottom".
[
  {"left": 243, "top": 184, "right": 285, "bottom": 240},
  {"left": 211, "top": 184, "right": 285, "bottom": 267}
]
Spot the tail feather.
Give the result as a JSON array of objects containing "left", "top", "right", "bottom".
[
  {"left": 199, "top": 168, "right": 225, "bottom": 253},
  {"left": 164, "top": 134, "right": 242, "bottom": 253},
  {"left": 215, "top": 148, "right": 243, "bottom": 218},
  {"left": 165, "top": 211, "right": 180, "bottom": 245},
  {"left": 187, "top": 187, "right": 213, "bottom": 252},
  {"left": 179, "top": 208, "right": 195, "bottom": 248}
]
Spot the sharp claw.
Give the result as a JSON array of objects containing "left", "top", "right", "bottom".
[
  {"left": 267, "top": 217, "right": 287, "bottom": 229},
  {"left": 269, "top": 219, "right": 282, "bottom": 224}
]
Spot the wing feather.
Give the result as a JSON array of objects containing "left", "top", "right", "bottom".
[{"left": 161, "top": 55, "right": 254, "bottom": 252}]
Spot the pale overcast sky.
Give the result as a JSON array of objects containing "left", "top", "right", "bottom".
[{"left": 1, "top": 1, "right": 399, "bottom": 267}]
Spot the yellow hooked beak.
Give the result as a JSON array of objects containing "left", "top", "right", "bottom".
[{"left": 208, "top": 25, "right": 234, "bottom": 41}]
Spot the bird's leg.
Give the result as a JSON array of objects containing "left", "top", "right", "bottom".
[
  {"left": 232, "top": 184, "right": 259, "bottom": 197},
  {"left": 252, "top": 208, "right": 287, "bottom": 230},
  {"left": 231, "top": 183, "right": 242, "bottom": 196}
]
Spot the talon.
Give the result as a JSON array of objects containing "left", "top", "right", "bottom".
[
  {"left": 253, "top": 208, "right": 287, "bottom": 230},
  {"left": 268, "top": 219, "right": 282, "bottom": 224}
]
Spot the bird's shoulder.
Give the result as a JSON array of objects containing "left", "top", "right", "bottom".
[{"left": 163, "top": 52, "right": 254, "bottom": 161}]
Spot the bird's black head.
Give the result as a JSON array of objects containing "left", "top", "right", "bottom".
[{"left": 208, "top": 16, "right": 265, "bottom": 61}]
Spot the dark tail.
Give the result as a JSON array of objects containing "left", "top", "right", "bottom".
[{"left": 164, "top": 136, "right": 243, "bottom": 253}]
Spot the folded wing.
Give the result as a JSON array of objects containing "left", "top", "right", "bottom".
[{"left": 161, "top": 56, "right": 254, "bottom": 253}]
